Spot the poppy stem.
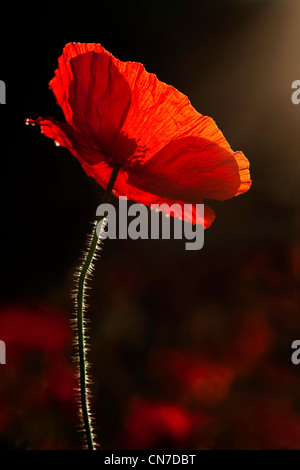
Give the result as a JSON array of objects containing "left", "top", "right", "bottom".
[{"left": 75, "top": 164, "right": 120, "bottom": 450}]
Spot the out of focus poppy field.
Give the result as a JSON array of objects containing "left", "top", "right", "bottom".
[{"left": 1, "top": 0, "right": 300, "bottom": 450}]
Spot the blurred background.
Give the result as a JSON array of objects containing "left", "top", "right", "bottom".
[{"left": 0, "top": 0, "right": 300, "bottom": 449}]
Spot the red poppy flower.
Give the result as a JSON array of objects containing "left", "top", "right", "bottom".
[
  {"left": 0, "top": 302, "right": 77, "bottom": 450},
  {"left": 0, "top": 303, "right": 71, "bottom": 356},
  {"left": 123, "top": 397, "right": 205, "bottom": 449},
  {"left": 27, "top": 42, "right": 251, "bottom": 227},
  {"left": 151, "top": 349, "right": 237, "bottom": 405}
]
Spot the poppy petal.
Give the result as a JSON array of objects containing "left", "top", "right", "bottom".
[
  {"left": 26, "top": 116, "right": 113, "bottom": 187},
  {"left": 68, "top": 52, "right": 134, "bottom": 162},
  {"left": 126, "top": 135, "right": 251, "bottom": 202},
  {"left": 114, "top": 168, "right": 216, "bottom": 227},
  {"left": 27, "top": 116, "right": 215, "bottom": 226},
  {"left": 49, "top": 42, "right": 107, "bottom": 123}
]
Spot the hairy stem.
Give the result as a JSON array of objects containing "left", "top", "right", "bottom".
[{"left": 75, "top": 164, "right": 120, "bottom": 450}]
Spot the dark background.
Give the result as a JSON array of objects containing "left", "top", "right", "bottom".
[{"left": 0, "top": 0, "right": 300, "bottom": 450}]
